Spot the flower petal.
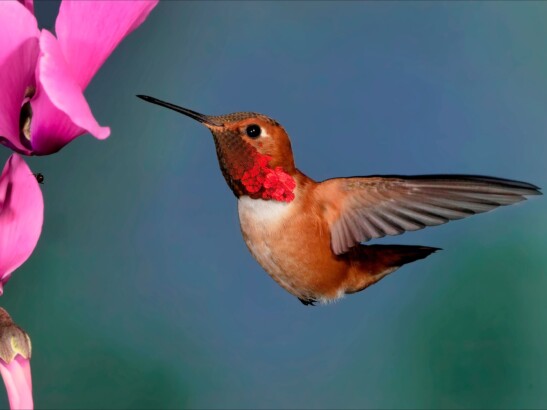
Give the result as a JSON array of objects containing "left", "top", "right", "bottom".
[
  {"left": 0, "top": 3, "right": 38, "bottom": 65},
  {"left": 55, "top": 0, "right": 159, "bottom": 90},
  {"left": 0, "top": 2, "right": 39, "bottom": 154},
  {"left": 0, "top": 154, "right": 44, "bottom": 293},
  {"left": 17, "top": 0, "right": 34, "bottom": 15},
  {"left": 30, "top": 30, "right": 110, "bottom": 155},
  {"left": 0, "top": 356, "right": 33, "bottom": 410}
]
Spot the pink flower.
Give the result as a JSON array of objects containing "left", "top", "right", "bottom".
[
  {"left": 0, "top": 154, "right": 44, "bottom": 294},
  {"left": 16, "top": 0, "right": 33, "bottom": 14},
  {"left": 0, "top": 356, "right": 32, "bottom": 410},
  {"left": 0, "top": 308, "right": 33, "bottom": 410},
  {"left": 0, "top": 0, "right": 158, "bottom": 155}
]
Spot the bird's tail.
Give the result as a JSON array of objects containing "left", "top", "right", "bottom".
[{"left": 345, "top": 244, "right": 440, "bottom": 294}]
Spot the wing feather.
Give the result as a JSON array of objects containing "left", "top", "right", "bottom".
[{"left": 317, "top": 174, "right": 541, "bottom": 255}]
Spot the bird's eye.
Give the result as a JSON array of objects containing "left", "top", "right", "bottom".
[{"left": 245, "top": 124, "right": 261, "bottom": 138}]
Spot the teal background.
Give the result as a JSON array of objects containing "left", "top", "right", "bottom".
[{"left": 1, "top": 1, "right": 546, "bottom": 408}]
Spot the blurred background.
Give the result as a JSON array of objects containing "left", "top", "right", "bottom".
[{"left": 1, "top": 1, "right": 546, "bottom": 408}]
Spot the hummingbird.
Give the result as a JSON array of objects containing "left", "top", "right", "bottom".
[{"left": 138, "top": 95, "right": 541, "bottom": 306}]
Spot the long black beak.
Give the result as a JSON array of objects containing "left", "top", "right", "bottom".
[{"left": 137, "top": 95, "right": 222, "bottom": 127}]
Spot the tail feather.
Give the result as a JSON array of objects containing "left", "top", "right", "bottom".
[
  {"left": 346, "top": 244, "right": 439, "bottom": 293},
  {"left": 364, "top": 244, "right": 441, "bottom": 267}
]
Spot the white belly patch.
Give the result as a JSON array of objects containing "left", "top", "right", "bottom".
[
  {"left": 238, "top": 196, "right": 291, "bottom": 225},
  {"left": 237, "top": 197, "right": 300, "bottom": 295}
]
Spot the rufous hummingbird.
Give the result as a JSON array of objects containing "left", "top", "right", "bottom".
[{"left": 138, "top": 95, "right": 541, "bottom": 306}]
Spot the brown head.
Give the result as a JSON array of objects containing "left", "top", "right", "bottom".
[{"left": 138, "top": 95, "right": 297, "bottom": 202}]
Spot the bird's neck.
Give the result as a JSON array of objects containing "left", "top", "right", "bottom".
[{"left": 214, "top": 141, "right": 301, "bottom": 203}]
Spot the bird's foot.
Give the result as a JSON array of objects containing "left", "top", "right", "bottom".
[{"left": 298, "top": 298, "right": 317, "bottom": 306}]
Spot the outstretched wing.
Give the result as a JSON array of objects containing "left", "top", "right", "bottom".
[{"left": 316, "top": 175, "right": 541, "bottom": 255}]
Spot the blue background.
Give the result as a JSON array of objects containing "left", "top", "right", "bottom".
[{"left": 1, "top": 1, "right": 546, "bottom": 408}]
